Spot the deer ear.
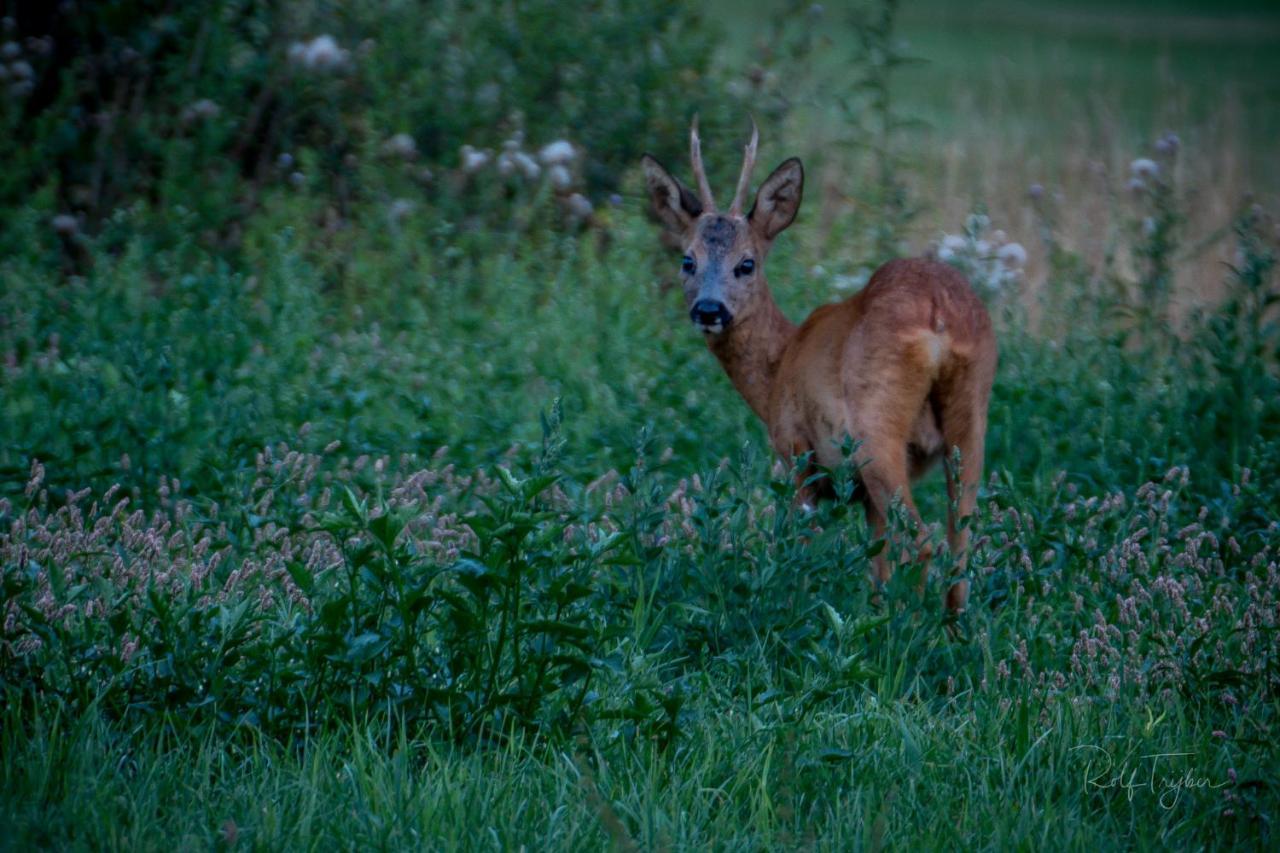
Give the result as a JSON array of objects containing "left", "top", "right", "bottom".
[
  {"left": 748, "top": 158, "right": 803, "bottom": 241},
  {"left": 642, "top": 154, "right": 702, "bottom": 235}
]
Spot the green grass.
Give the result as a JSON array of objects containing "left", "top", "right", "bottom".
[
  {"left": 3, "top": 682, "right": 1265, "bottom": 850},
  {"left": 2, "top": 213, "right": 1275, "bottom": 848}
]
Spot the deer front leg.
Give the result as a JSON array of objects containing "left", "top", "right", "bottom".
[{"left": 785, "top": 441, "right": 823, "bottom": 514}]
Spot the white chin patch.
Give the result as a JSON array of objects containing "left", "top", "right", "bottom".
[{"left": 696, "top": 322, "right": 724, "bottom": 335}]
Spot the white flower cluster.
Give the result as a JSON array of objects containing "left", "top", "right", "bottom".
[
  {"left": 459, "top": 144, "right": 491, "bottom": 173},
  {"left": 565, "top": 192, "right": 593, "bottom": 221},
  {"left": 496, "top": 133, "right": 541, "bottom": 181},
  {"left": 1, "top": 39, "right": 34, "bottom": 100},
  {"left": 459, "top": 135, "right": 592, "bottom": 221},
  {"left": 180, "top": 98, "right": 220, "bottom": 124},
  {"left": 51, "top": 213, "right": 78, "bottom": 236},
  {"left": 288, "top": 35, "right": 350, "bottom": 73},
  {"left": 382, "top": 133, "right": 417, "bottom": 160},
  {"left": 932, "top": 213, "right": 1027, "bottom": 296},
  {"left": 809, "top": 264, "right": 872, "bottom": 294},
  {"left": 386, "top": 198, "right": 416, "bottom": 226}
]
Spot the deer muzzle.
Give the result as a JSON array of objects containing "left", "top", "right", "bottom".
[{"left": 690, "top": 299, "right": 732, "bottom": 334}]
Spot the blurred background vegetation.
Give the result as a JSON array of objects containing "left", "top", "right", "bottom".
[
  {"left": 1, "top": 1, "right": 1278, "bottom": 847},
  {"left": 1, "top": 0, "right": 1275, "bottom": 505}
]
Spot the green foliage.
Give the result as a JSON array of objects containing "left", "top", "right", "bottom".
[
  {"left": 2, "top": 116, "right": 1278, "bottom": 809},
  {"left": 0, "top": 0, "right": 726, "bottom": 251},
  {"left": 730, "top": 0, "right": 925, "bottom": 262},
  {"left": 1186, "top": 210, "right": 1280, "bottom": 477}
]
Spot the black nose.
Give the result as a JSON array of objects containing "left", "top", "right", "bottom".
[{"left": 690, "top": 299, "right": 732, "bottom": 330}]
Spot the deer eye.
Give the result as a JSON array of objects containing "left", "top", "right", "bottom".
[
  {"left": 681, "top": 255, "right": 696, "bottom": 275},
  {"left": 735, "top": 258, "right": 755, "bottom": 277}
]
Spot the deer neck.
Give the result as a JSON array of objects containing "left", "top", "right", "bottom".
[{"left": 707, "top": 281, "right": 797, "bottom": 422}]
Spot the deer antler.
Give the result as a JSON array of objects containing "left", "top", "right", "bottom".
[
  {"left": 728, "top": 116, "right": 759, "bottom": 217},
  {"left": 690, "top": 116, "right": 716, "bottom": 212}
]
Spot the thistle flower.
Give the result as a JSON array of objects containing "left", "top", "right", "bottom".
[
  {"left": 538, "top": 140, "right": 576, "bottom": 166},
  {"left": 566, "top": 193, "right": 593, "bottom": 220},
  {"left": 936, "top": 234, "right": 966, "bottom": 262},
  {"left": 289, "top": 35, "right": 350, "bottom": 73},
  {"left": 51, "top": 214, "right": 78, "bottom": 236},
  {"left": 548, "top": 164, "right": 573, "bottom": 191},
  {"left": 997, "top": 242, "right": 1027, "bottom": 270},
  {"left": 1129, "top": 158, "right": 1159, "bottom": 180},
  {"left": 1028, "top": 183, "right": 1045, "bottom": 200},
  {"left": 180, "top": 98, "right": 220, "bottom": 124},
  {"left": 387, "top": 198, "right": 415, "bottom": 224},
  {"left": 307, "top": 35, "right": 350, "bottom": 71},
  {"left": 459, "top": 145, "right": 490, "bottom": 174},
  {"left": 382, "top": 133, "right": 417, "bottom": 160},
  {"left": 513, "top": 151, "right": 540, "bottom": 180},
  {"left": 1154, "top": 132, "right": 1180, "bottom": 155}
]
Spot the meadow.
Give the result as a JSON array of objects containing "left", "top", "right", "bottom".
[{"left": 1, "top": 1, "right": 1277, "bottom": 849}]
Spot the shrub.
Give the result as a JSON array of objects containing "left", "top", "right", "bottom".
[{"left": 0, "top": 0, "right": 729, "bottom": 252}]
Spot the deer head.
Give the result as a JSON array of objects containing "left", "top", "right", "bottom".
[{"left": 642, "top": 119, "right": 803, "bottom": 335}]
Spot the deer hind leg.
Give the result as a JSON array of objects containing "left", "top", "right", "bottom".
[
  {"left": 859, "top": 445, "right": 928, "bottom": 589},
  {"left": 851, "top": 359, "right": 937, "bottom": 593},
  {"left": 937, "top": 362, "right": 994, "bottom": 612}
]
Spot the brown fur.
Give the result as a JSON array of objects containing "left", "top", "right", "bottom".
[{"left": 642, "top": 135, "right": 997, "bottom": 611}]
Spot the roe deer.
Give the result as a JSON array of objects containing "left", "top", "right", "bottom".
[{"left": 641, "top": 120, "right": 996, "bottom": 611}]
